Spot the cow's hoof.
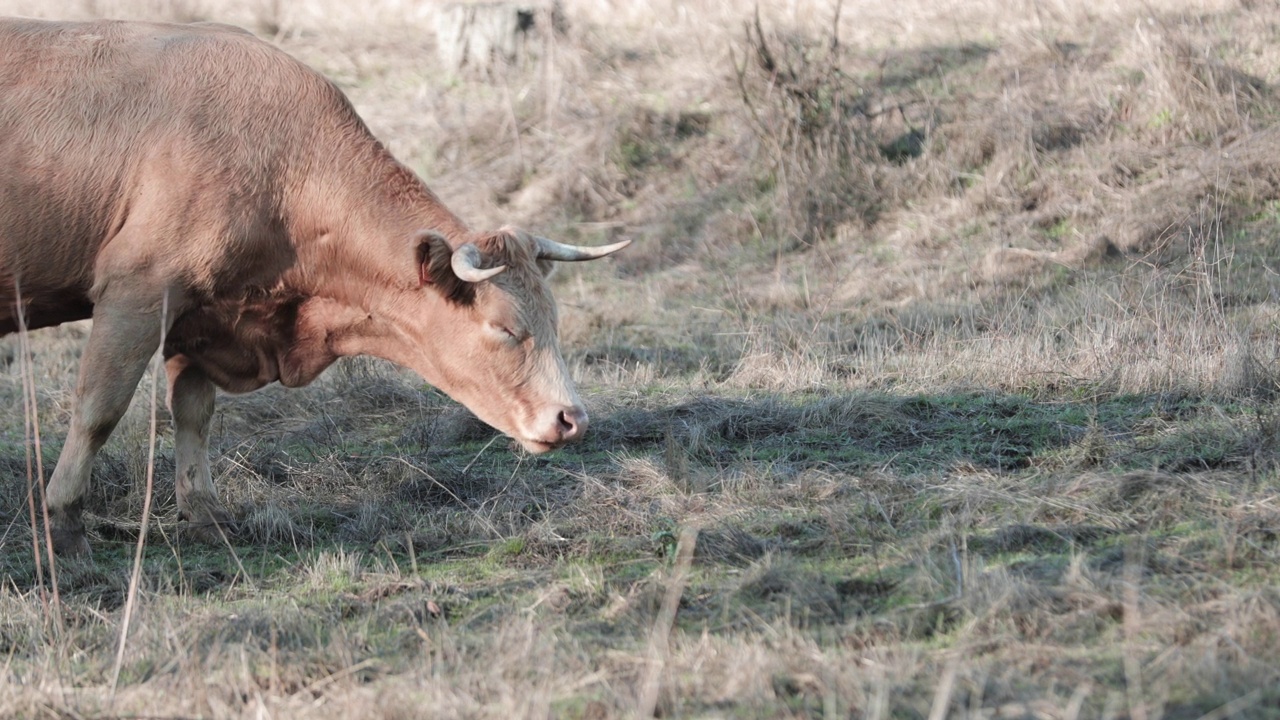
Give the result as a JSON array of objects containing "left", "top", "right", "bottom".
[
  {"left": 48, "top": 505, "right": 91, "bottom": 557},
  {"left": 50, "top": 525, "right": 91, "bottom": 557},
  {"left": 178, "top": 499, "right": 238, "bottom": 545},
  {"left": 180, "top": 519, "right": 239, "bottom": 545}
]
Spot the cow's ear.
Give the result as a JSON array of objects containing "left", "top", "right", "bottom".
[
  {"left": 536, "top": 258, "right": 557, "bottom": 278},
  {"left": 416, "top": 230, "right": 446, "bottom": 286},
  {"left": 415, "top": 230, "right": 475, "bottom": 305}
]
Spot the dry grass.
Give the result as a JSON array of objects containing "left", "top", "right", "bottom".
[{"left": 5, "top": 0, "right": 1280, "bottom": 716}]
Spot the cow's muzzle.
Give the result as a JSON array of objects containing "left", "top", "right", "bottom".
[
  {"left": 556, "top": 405, "right": 588, "bottom": 444},
  {"left": 522, "top": 405, "right": 588, "bottom": 452}
]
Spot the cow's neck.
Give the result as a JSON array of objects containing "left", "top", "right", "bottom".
[
  {"left": 270, "top": 138, "right": 474, "bottom": 383},
  {"left": 288, "top": 137, "right": 471, "bottom": 287}
]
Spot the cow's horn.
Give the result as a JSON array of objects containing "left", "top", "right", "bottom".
[
  {"left": 451, "top": 243, "right": 507, "bottom": 283},
  {"left": 535, "top": 236, "right": 632, "bottom": 262}
]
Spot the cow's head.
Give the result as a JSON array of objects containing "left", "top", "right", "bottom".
[{"left": 402, "top": 227, "right": 628, "bottom": 453}]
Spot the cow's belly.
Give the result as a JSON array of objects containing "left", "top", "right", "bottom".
[
  {"left": 166, "top": 306, "right": 285, "bottom": 393},
  {"left": 182, "top": 344, "right": 281, "bottom": 394},
  {"left": 165, "top": 293, "right": 337, "bottom": 394},
  {"left": 0, "top": 253, "right": 94, "bottom": 335},
  {"left": 0, "top": 285, "right": 94, "bottom": 335}
]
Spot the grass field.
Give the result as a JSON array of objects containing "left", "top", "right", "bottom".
[{"left": 3, "top": 0, "right": 1280, "bottom": 716}]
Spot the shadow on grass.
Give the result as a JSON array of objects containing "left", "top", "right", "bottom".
[
  {"left": 582, "top": 388, "right": 1272, "bottom": 475},
  {"left": 0, "top": 387, "right": 1269, "bottom": 541},
  {"left": 0, "top": 386, "right": 1273, "bottom": 623}
]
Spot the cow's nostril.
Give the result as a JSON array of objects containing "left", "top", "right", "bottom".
[{"left": 556, "top": 406, "right": 588, "bottom": 442}]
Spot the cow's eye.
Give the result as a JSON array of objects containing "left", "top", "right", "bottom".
[
  {"left": 488, "top": 321, "right": 529, "bottom": 343},
  {"left": 490, "top": 323, "right": 519, "bottom": 341}
]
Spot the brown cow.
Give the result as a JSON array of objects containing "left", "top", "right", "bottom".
[{"left": 0, "top": 18, "right": 628, "bottom": 555}]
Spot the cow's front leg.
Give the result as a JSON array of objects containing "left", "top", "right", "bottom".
[
  {"left": 46, "top": 302, "right": 166, "bottom": 556},
  {"left": 166, "top": 355, "right": 236, "bottom": 543}
]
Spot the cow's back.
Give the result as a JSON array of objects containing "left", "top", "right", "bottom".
[{"left": 0, "top": 19, "right": 361, "bottom": 333}]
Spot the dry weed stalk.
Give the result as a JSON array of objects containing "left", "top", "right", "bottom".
[
  {"left": 14, "top": 280, "right": 60, "bottom": 626},
  {"left": 1122, "top": 546, "right": 1147, "bottom": 720},
  {"left": 637, "top": 524, "right": 697, "bottom": 718},
  {"left": 109, "top": 292, "right": 167, "bottom": 699},
  {"left": 925, "top": 655, "right": 959, "bottom": 720},
  {"left": 732, "top": 4, "right": 885, "bottom": 245}
]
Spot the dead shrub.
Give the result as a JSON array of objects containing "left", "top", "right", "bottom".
[{"left": 733, "top": 9, "right": 886, "bottom": 246}]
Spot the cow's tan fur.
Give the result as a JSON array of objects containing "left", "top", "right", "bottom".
[{"left": 0, "top": 18, "right": 615, "bottom": 554}]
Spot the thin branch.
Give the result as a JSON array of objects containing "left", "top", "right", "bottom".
[
  {"left": 637, "top": 524, "right": 698, "bottom": 717},
  {"left": 830, "top": 0, "right": 842, "bottom": 52},
  {"left": 15, "top": 279, "right": 60, "bottom": 625},
  {"left": 18, "top": 292, "right": 46, "bottom": 614},
  {"left": 751, "top": 4, "right": 776, "bottom": 76},
  {"left": 111, "top": 291, "right": 169, "bottom": 700}
]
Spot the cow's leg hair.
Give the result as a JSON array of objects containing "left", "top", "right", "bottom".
[
  {"left": 166, "top": 356, "right": 236, "bottom": 543},
  {"left": 46, "top": 302, "right": 166, "bottom": 556}
]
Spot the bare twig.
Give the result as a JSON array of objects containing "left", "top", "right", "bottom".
[
  {"left": 926, "top": 655, "right": 959, "bottom": 720},
  {"left": 388, "top": 455, "right": 500, "bottom": 538},
  {"left": 949, "top": 537, "right": 964, "bottom": 597},
  {"left": 1193, "top": 689, "right": 1263, "bottom": 720},
  {"left": 1065, "top": 683, "right": 1093, "bottom": 720},
  {"left": 750, "top": 4, "right": 777, "bottom": 76},
  {"left": 213, "top": 519, "right": 253, "bottom": 591},
  {"left": 15, "top": 280, "right": 60, "bottom": 624},
  {"left": 1122, "top": 542, "right": 1148, "bottom": 720},
  {"left": 111, "top": 291, "right": 169, "bottom": 699},
  {"left": 636, "top": 524, "right": 698, "bottom": 718},
  {"left": 830, "top": 0, "right": 843, "bottom": 52},
  {"left": 461, "top": 434, "right": 502, "bottom": 476},
  {"left": 18, "top": 294, "right": 45, "bottom": 613}
]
